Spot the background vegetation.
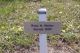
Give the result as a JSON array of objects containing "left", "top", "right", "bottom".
[{"left": 0, "top": 0, "right": 80, "bottom": 53}]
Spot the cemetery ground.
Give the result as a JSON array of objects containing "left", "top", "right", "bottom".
[{"left": 0, "top": 0, "right": 80, "bottom": 53}]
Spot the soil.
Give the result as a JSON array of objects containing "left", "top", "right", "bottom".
[{"left": 4, "top": 45, "right": 77, "bottom": 53}]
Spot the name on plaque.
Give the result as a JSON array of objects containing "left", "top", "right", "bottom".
[{"left": 24, "top": 22, "right": 61, "bottom": 34}]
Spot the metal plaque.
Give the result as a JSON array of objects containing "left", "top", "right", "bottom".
[{"left": 24, "top": 22, "right": 61, "bottom": 34}]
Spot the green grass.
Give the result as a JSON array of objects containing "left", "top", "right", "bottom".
[{"left": 0, "top": 0, "right": 80, "bottom": 53}]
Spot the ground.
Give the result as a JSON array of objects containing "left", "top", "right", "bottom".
[{"left": 0, "top": 0, "right": 80, "bottom": 53}]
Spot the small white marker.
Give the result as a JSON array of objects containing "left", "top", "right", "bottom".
[{"left": 24, "top": 7, "right": 61, "bottom": 53}]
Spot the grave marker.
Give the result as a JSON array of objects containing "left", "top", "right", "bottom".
[{"left": 24, "top": 8, "right": 61, "bottom": 53}]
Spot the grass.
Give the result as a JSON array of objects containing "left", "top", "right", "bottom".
[{"left": 0, "top": 0, "right": 80, "bottom": 53}]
